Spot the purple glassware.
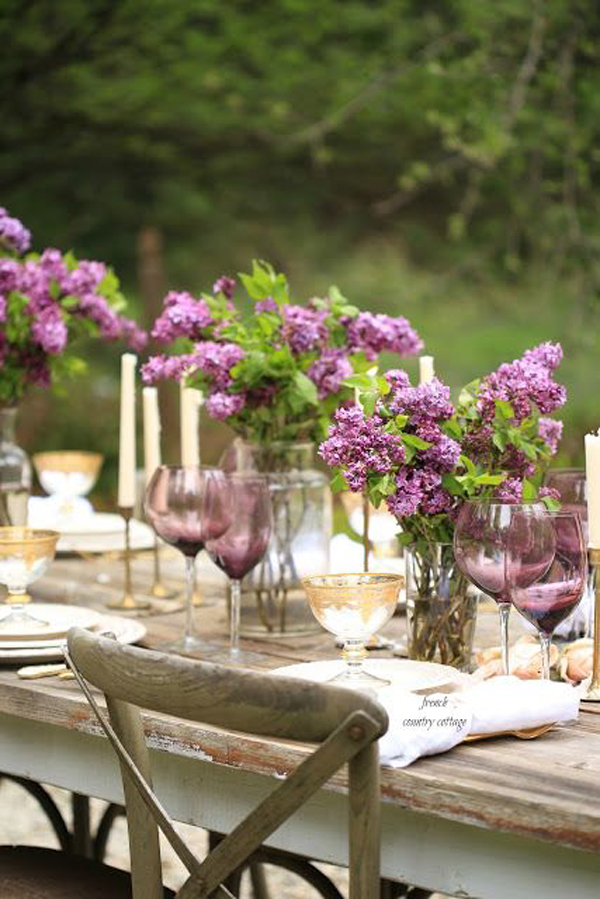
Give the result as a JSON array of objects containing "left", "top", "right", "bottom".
[
  {"left": 205, "top": 474, "right": 272, "bottom": 664},
  {"left": 510, "top": 511, "right": 586, "bottom": 678},
  {"left": 454, "top": 500, "right": 555, "bottom": 674},
  {"left": 144, "top": 465, "right": 232, "bottom": 654}
]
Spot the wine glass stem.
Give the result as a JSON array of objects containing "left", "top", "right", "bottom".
[
  {"left": 185, "top": 556, "right": 197, "bottom": 642},
  {"left": 499, "top": 602, "right": 511, "bottom": 675},
  {"left": 342, "top": 639, "right": 366, "bottom": 679},
  {"left": 230, "top": 579, "right": 241, "bottom": 656},
  {"left": 539, "top": 634, "right": 552, "bottom": 680}
]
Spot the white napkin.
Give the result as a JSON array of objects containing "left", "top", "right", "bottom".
[{"left": 378, "top": 676, "right": 580, "bottom": 768}]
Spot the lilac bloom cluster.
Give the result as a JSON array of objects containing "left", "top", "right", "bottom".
[
  {"left": 213, "top": 276, "right": 236, "bottom": 299},
  {"left": 308, "top": 349, "right": 353, "bottom": 399},
  {"left": 151, "top": 291, "right": 213, "bottom": 344},
  {"left": 344, "top": 312, "right": 424, "bottom": 361},
  {"left": 282, "top": 305, "right": 329, "bottom": 354},
  {"left": 319, "top": 405, "right": 406, "bottom": 492},
  {"left": 477, "top": 342, "right": 566, "bottom": 424},
  {"left": 254, "top": 297, "right": 278, "bottom": 314},
  {"left": 0, "top": 207, "right": 31, "bottom": 255}
]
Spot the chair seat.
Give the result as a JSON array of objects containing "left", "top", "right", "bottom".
[{"left": 0, "top": 846, "right": 175, "bottom": 899}]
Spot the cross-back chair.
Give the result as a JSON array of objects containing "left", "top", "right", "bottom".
[{"left": 56, "top": 628, "right": 388, "bottom": 899}]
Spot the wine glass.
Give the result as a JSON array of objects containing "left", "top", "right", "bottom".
[
  {"left": 301, "top": 573, "right": 402, "bottom": 690},
  {"left": 33, "top": 451, "right": 104, "bottom": 522},
  {"left": 510, "top": 511, "right": 587, "bottom": 679},
  {"left": 205, "top": 473, "right": 272, "bottom": 664},
  {"left": 0, "top": 527, "right": 59, "bottom": 631},
  {"left": 454, "top": 500, "right": 555, "bottom": 674},
  {"left": 144, "top": 466, "right": 232, "bottom": 654}
]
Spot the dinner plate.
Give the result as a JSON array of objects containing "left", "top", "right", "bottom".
[
  {"left": 0, "top": 615, "right": 147, "bottom": 664},
  {"left": 0, "top": 604, "right": 102, "bottom": 643},
  {"left": 272, "top": 658, "right": 473, "bottom": 692}
]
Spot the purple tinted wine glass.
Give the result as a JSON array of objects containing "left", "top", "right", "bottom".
[
  {"left": 454, "top": 500, "right": 555, "bottom": 674},
  {"left": 205, "top": 474, "right": 272, "bottom": 664},
  {"left": 510, "top": 511, "right": 586, "bottom": 679},
  {"left": 144, "top": 465, "right": 231, "bottom": 654}
]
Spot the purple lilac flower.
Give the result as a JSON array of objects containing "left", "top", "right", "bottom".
[
  {"left": 0, "top": 259, "right": 21, "bottom": 294},
  {"left": 538, "top": 417, "right": 563, "bottom": 455},
  {"left": 190, "top": 341, "right": 245, "bottom": 389},
  {"left": 31, "top": 306, "right": 68, "bottom": 354},
  {"left": 151, "top": 291, "right": 214, "bottom": 344},
  {"left": 319, "top": 405, "right": 405, "bottom": 492},
  {"left": 141, "top": 354, "right": 196, "bottom": 384},
  {"left": 494, "top": 477, "right": 523, "bottom": 504},
  {"left": 213, "top": 276, "right": 236, "bottom": 299},
  {"left": 0, "top": 295, "right": 6, "bottom": 323},
  {"left": 282, "top": 305, "right": 328, "bottom": 354},
  {"left": 205, "top": 390, "right": 246, "bottom": 420},
  {"left": 385, "top": 373, "right": 454, "bottom": 425},
  {"left": 345, "top": 312, "right": 423, "bottom": 361},
  {"left": 308, "top": 349, "right": 353, "bottom": 398},
  {"left": 0, "top": 207, "right": 31, "bottom": 255},
  {"left": 64, "top": 259, "right": 106, "bottom": 295},
  {"left": 254, "top": 297, "right": 278, "bottom": 315},
  {"left": 477, "top": 343, "right": 566, "bottom": 424},
  {"left": 119, "top": 318, "right": 148, "bottom": 352}
]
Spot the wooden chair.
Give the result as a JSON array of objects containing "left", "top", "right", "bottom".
[{"left": 1, "top": 628, "right": 388, "bottom": 899}]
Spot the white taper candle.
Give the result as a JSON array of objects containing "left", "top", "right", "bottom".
[
  {"left": 142, "top": 387, "right": 161, "bottom": 486},
  {"left": 419, "top": 355, "right": 435, "bottom": 385},
  {"left": 585, "top": 432, "right": 600, "bottom": 548},
  {"left": 181, "top": 385, "right": 203, "bottom": 467},
  {"left": 118, "top": 353, "right": 137, "bottom": 508}
]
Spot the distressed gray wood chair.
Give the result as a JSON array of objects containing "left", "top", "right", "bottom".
[{"left": 41, "top": 627, "right": 386, "bottom": 899}]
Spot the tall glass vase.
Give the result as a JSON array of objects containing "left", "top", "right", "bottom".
[
  {"left": 405, "top": 542, "right": 478, "bottom": 671},
  {"left": 221, "top": 440, "right": 332, "bottom": 637},
  {"left": 0, "top": 407, "right": 31, "bottom": 527}
]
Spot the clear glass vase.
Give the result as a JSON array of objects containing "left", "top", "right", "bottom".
[
  {"left": 0, "top": 407, "right": 31, "bottom": 527},
  {"left": 220, "top": 440, "right": 332, "bottom": 637},
  {"left": 405, "top": 542, "right": 478, "bottom": 671}
]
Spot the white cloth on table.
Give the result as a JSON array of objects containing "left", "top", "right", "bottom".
[{"left": 378, "top": 675, "right": 580, "bottom": 768}]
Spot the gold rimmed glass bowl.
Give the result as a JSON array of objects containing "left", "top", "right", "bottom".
[
  {"left": 302, "top": 572, "right": 403, "bottom": 690},
  {"left": 33, "top": 452, "right": 104, "bottom": 519},
  {"left": 0, "top": 527, "right": 59, "bottom": 631}
]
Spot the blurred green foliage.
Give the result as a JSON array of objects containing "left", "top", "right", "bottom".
[{"left": 1, "top": 0, "right": 599, "bottom": 500}]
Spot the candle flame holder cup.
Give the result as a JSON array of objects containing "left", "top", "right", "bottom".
[
  {"left": 106, "top": 509, "right": 150, "bottom": 611},
  {"left": 583, "top": 548, "right": 600, "bottom": 701}
]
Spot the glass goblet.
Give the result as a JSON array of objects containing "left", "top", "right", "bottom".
[
  {"left": 205, "top": 474, "right": 272, "bottom": 664},
  {"left": 144, "top": 466, "right": 231, "bottom": 654},
  {"left": 33, "top": 451, "right": 104, "bottom": 521},
  {"left": 454, "top": 500, "right": 555, "bottom": 675},
  {"left": 302, "top": 573, "right": 402, "bottom": 690},
  {"left": 510, "top": 511, "right": 586, "bottom": 679},
  {"left": 0, "top": 527, "right": 59, "bottom": 631}
]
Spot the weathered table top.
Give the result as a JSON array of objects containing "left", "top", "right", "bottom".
[{"left": 0, "top": 550, "right": 599, "bottom": 896}]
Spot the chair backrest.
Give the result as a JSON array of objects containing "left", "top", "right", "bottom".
[{"left": 66, "top": 627, "right": 388, "bottom": 899}]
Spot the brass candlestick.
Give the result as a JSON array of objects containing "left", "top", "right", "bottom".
[
  {"left": 583, "top": 547, "right": 600, "bottom": 702},
  {"left": 107, "top": 508, "right": 150, "bottom": 610},
  {"left": 150, "top": 536, "right": 177, "bottom": 599}
]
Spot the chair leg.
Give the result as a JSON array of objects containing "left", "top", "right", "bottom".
[
  {"left": 71, "top": 793, "right": 93, "bottom": 858},
  {"left": 348, "top": 743, "right": 381, "bottom": 899}
]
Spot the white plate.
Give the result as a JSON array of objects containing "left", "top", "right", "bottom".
[
  {"left": 0, "top": 614, "right": 147, "bottom": 664},
  {"left": 57, "top": 513, "right": 125, "bottom": 537},
  {"left": 57, "top": 519, "right": 155, "bottom": 555},
  {"left": 0, "top": 604, "right": 102, "bottom": 643},
  {"left": 272, "top": 658, "right": 472, "bottom": 692}
]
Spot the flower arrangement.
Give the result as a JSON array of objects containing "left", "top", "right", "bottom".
[
  {"left": 319, "top": 343, "right": 566, "bottom": 668},
  {"left": 0, "top": 206, "right": 146, "bottom": 406},
  {"left": 320, "top": 341, "right": 566, "bottom": 543},
  {"left": 142, "top": 260, "right": 423, "bottom": 444}
]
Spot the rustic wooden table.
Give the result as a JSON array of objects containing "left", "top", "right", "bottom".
[{"left": 0, "top": 551, "right": 599, "bottom": 898}]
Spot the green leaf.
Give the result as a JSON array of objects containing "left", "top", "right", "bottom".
[
  {"left": 293, "top": 370, "right": 318, "bottom": 406},
  {"left": 522, "top": 479, "right": 537, "bottom": 501},
  {"left": 473, "top": 473, "right": 507, "bottom": 486},
  {"left": 395, "top": 413, "right": 409, "bottom": 428},
  {"left": 495, "top": 399, "right": 515, "bottom": 420},
  {"left": 397, "top": 531, "right": 414, "bottom": 547},
  {"left": 542, "top": 495, "right": 562, "bottom": 512},
  {"left": 343, "top": 373, "right": 373, "bottom": 390},
  {"left": 330, "top": 470, "right": 349, "bottom": 494},
  {"left": 402, "top": 433, "right": 431, "bottom": 450},
  {"left": 460, "top": 454, "right": 476, "bottom": 474}
]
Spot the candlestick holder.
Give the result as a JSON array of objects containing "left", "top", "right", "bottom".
[
  {"left": 149, "top": 536, "right": 178, "bottom": 599},
  {"left": 582, "top": 547, "right": 600, "bottom": 701},
  {"left": 107, "top": 508, "right": 150, "bottom": 610}
]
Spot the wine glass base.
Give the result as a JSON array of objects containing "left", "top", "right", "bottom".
[
  {"left": 327, "top": 668, "right": 391, "bottom": 693},
  {"left": 159, "top": 635, "right": 221, "bottom": 656}
]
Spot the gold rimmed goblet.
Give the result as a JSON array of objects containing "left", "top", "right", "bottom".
[
  {"left": 0, "top": 527, "right": 59, "bottom": 631},
  {"left": 33, "top": 451, "right": 104, "bottom": 519},
  {"left": 302, "top": 572, "right": 403, "bottom": 691}
]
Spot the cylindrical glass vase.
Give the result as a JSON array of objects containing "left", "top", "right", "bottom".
[
  {"left": 405, "top": 542, "right": 478, "bottom": 671},
  {"left": 0, "top": 407, "right": 31, "bottom": 527},
  {"left": 221, "top": 440, "right": 332, "bottom": 637}
]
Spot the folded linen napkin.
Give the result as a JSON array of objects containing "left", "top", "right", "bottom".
[{"left": 378, "top": 676, "right": 579, "bottom": 768}]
